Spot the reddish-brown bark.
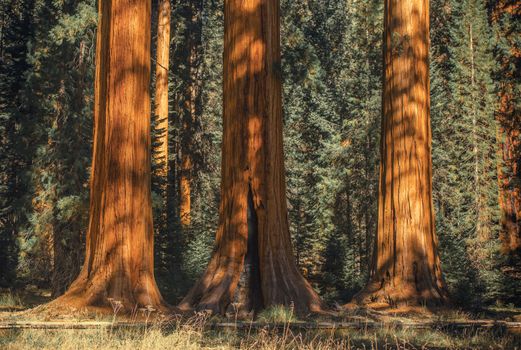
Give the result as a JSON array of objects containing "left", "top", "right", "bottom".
[
  {"left": 498, "top": 124, "right": 521, "bottom": 255},
  {"left": 178, "top": 0, "right": 323, "bottom": 316},
  {"left": 154, "top": 0, "right": 171, "bottom": 183},
  {"left": 49, "top": 0, "right": 167, "bottom": 313},
  {"left": 180, "top": 154, "right": 192, "bottom": 227},
  {"left": 491, "top": 0, "right": 521, "bottom": 257},
  {"left": 352, "top": 0, "right": 448, "bottom": 307}
]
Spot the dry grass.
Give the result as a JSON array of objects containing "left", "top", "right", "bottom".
[
  {"left": 1, "top": 290, "right": 520, "bottom": 349},
  {"left": 1, "top": 314, "right": 519, "bottom": 349}
]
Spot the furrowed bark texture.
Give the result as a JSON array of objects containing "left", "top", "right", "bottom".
[
  {"left": 52, "top": 0, "right": 167, "bottom": 313},
  {"left": 353, "top": 0, "right": 448, "bottom": 306},
  {"left": 492, "top": 0, "right": 521, "bottom": 257},
  {"left": 179, "top": 0, "right": 322, "bottom": 316},
  {"left": 154, "top": 0, "right": 171, "bottom": 183}
]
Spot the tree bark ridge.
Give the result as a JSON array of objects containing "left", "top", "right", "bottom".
[
  {"left": 178, "top": 0, "right": 322, "bottom": 316},
  {"left": 48, "top": 0, "right": 167, "bottom": 314},
  {"left": 353, "top": 0, "right": 448, "bottom": 307}
]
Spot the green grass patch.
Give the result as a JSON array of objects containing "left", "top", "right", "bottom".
[
  {"left": 256, "top": 305, "right": 298, "bottom": 323},
  {"left": 0, "top": 291, "right": 24, "bottom": 308}
]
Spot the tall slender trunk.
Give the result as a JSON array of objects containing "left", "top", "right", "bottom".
[
  {"left": 51, "top": 0, "right": 167, "bottom": 313},
  {"left": 352, "top": 0, "right": 447, "bottom": 307},
  {"left": 179, "top": 0, "right": 322, "bottom": 316},
  {"left": 180, "top": 154, "right": 191, "bottom": 226},
  {"left": 363, "top": 24, "right": 373, "bottom": 273},
  {"left": 155, "top": 0, "right": 171, "bottom": 196},
  {"left": 469, "top": 23, "right": 482, "bottom": 227},
  {"left": 178, "top": 0, "right": 203, "bottom": 228}
]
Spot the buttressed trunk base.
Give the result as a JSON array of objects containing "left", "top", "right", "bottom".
[
  {"left": 178, "top": 0, "right": 322, "bottom": 316},
  {"left": 352, "top": 0, "right": 448, "bottom": 308},
  {"left": 47, "top": 0, "right": 168, "bottom": 314}
]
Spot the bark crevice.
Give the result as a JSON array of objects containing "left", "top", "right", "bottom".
[
  {"left": 178, "top": 0, "right": 323, "bottom": 317},
  {"left": 351, "top": 0, "right": 448, "bottom": 308}
]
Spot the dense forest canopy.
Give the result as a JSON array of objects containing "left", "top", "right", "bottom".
[{"left": 0, "top": 0, "right": 519, "bottom": 313}]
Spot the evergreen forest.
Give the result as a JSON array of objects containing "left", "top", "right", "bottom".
[{"left": 0, "top": 0, "right": 520, "bottom": 348}]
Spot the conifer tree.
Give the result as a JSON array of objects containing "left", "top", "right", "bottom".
[
  {"left": 281, "top": 0, "right": 333, "bottom": 291},
  {"left": 179, "top": 0, "right": 323, "bottom": 315},
  {"left": 354, "top": 0, "right": 448, "bottom": 306},
  {"left": 180, "top": 0, "right": 223, "bottom": 287},
  {"left": 318, "top": 0, "right": 383, "bottom": 301},
  {"left": 281, "top": 0, "right": 383, "bottom": 302},
  {"left": 172, "top": 0, "right": 204, "bottom": 228},
  {"left": 0, "top": 0, "right": 35, "bottom": 286},
  {"left": 21, "top": 0, "right": 96, "bottom": 296},
  {"left": 50, "top": 0, "right": 167, "bottom": 312},
  {"left": 431, "top": 0, "right": 509, "bottom": 305}
]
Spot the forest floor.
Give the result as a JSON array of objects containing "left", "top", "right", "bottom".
[{"left": 0, "top": 288, "right": 520, "bottom": 349}]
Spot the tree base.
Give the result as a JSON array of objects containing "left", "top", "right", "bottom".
[
  {"left": 349, "top": 280, "right": 447, "bottom": 309},
  {"left": 28, "top": 296, "right": 172, "bottom": 321},
  {"left": 177, "top": 255, "right": 324, "bottom": 318},
  {"left": 179, "top": 284, "right": 324, "bottom": 318},
  {"left": 33, "top": 273, "right": 172, "bottom": 319}
]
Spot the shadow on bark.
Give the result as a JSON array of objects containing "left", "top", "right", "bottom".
[{"left": 178, "top": 0, "right": 323, "bottom": 317}]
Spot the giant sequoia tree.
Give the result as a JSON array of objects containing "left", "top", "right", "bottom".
[
  {"left": 491, "top": 0, "right": 521, "bottom": 258},
  {"left": 178, "top": 0, "right": 322, "bottom": 315},
  {"left": 353, "top": 0, "right": 448, "bottom": 306},
  {"left": 50, "top": 0, "right": 167, "bottom": 312}
]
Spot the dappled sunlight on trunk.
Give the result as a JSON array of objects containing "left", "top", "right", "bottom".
[{"left": 352, "top": 0, "right": 448, "bottom": 308}]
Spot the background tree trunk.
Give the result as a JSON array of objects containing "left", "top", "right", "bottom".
[
  {"left": 353, "top": 0, "right": 448, "bottom": 307},
  {"left": 51, "top": 0, "right": 167, "bottom": 313},
  {"left": 154, "top": 0, "right": 171, "bottom": 193},
  {"left": 178, "top": 0, "right": 322, "bottom": 316},
  {"left": 177, "top": 0, "right": 203, "bottom": 229},
  {"left": 180, "top": 154, "right": 192, "bottom": 226},
  {"left": 491, "top": 0, "right": 521, "bottom": 258}
]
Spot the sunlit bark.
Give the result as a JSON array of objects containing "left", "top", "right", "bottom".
[
  {"left": 154, "top": 0, "right": 171, "bottom": 186},
  {"left": 179, "top": 0, "right": 323, "bottom": 316},
  {"left": 50, "top": 0, "right": 167, "bottom": 313},
  {"left": 180, "top": 154, "right": 191, "bottom": 226},
  {"left": 353, "top": 0, "right": 448, "bottom": 307}
]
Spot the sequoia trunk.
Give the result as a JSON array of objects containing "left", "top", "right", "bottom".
[
  {"left": 51, "top": 0, "right": 167, "bottom": 313},
  {"left": 178, "top": 0, "right": 322, "bottom": 316},
  {"left": 353, "top": 0, "right": 448, "bottom": 307},
  {"left": 154, "top": 0, "right": 171, "bottom": 186},
  {"left": 491, "top": 0, "right": 521, "bottom": 257}
]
